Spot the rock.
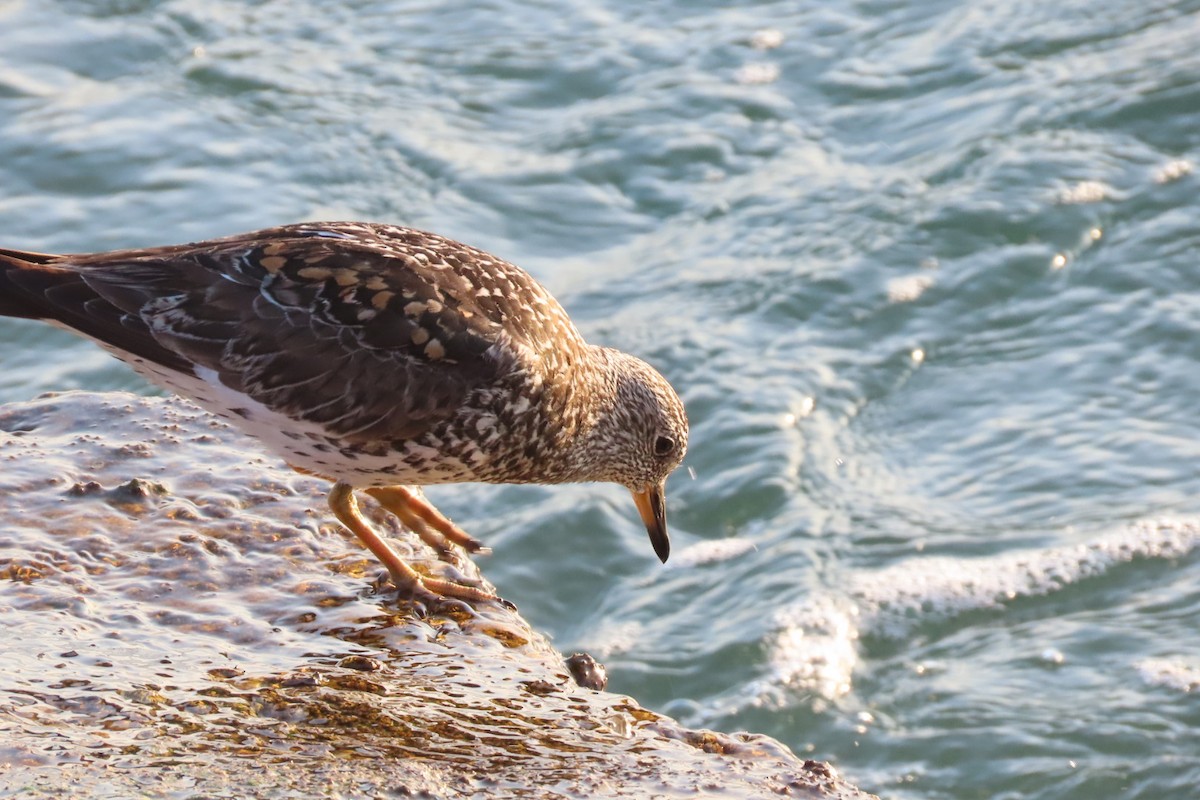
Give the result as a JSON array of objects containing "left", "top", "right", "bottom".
[{"left": 0, "top": 391, "right": 875, "bottom": 799}]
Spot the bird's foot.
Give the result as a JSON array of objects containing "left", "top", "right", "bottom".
[
  {"left": 329, "top": 482, "right": 509, "bottom": 612},
  {"left": 383, "top": 569, "right": 515, "bottom": 614}
]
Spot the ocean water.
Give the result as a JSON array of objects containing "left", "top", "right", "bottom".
[{"left": 2, "top": 1, "right": 1199, "bottom": 797}]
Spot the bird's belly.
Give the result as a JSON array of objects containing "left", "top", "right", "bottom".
[{"left": 96, "top": 344, "right": 464, "bottom": 487}]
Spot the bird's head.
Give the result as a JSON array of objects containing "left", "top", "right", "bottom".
[{"left": 575, "top": 348, "right": 688, "bottom": 563}]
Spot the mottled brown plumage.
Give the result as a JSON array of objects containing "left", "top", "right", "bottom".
[{"left": 0, "top": 222, "right": 689, "bottom": 605}]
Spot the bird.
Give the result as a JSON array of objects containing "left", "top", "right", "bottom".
[{"left": 0, "top": 221, "right": 689, "bottom": 606}]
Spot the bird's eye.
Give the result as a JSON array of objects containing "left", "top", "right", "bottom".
[{"left": 654, "top": 435, "right": 675, "bottom": 457}]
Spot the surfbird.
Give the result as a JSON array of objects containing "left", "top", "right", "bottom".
[{"left": 0, "top": 222, "right": 689, "bottom": 605}]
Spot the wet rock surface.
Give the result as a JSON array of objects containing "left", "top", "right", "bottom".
[{"left": 0, "top": 391, "right": 875, "bottom": 799}]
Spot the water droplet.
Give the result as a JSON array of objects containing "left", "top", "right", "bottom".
[{"left": 1041, "top": 648, "right": 1065, "bottom": 665}]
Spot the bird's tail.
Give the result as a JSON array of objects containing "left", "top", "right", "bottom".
[
  {"left": 0, "top": 245, "right": 191, "bottom": 373},
  {"left": 0, "top": 247, "right": 71, "bottom": 320}
]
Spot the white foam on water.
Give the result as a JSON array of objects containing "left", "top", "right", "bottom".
[
  {"left": 886, "top": 273, "right": 935, "bottom": 304},
  {"left": 585, "top": 619, "right": 645, "bottom": 660},
  {"left": 665, "top": 538, "right": 757, "bottom": 570},
  {"left": 735, "top": 63, "right": 780, "bottom": 85},
  {"left": 853, "top": 517, "right": 1200, "bottom": 638},
  {"left": 750, "top": 29, "right": 784, "bottom": 50},
  {"left": 1136, "top": 658, "right": 1200, "bottom": 693},
  {"left": 749, "top": 517, "right": 1200, "bottom": 710},
  {"left": 1056, "top": 180, "right": 1113, "bottom": 204},
  {"left": 1154, "top": 159, "right": 1192, "bottom": 184}
]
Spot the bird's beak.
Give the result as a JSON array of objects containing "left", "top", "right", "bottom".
[{"left": 632, "top": 481, "right": 670, "bottom": 563}]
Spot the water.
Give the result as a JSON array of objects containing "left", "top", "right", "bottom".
[{"left": 2, "top": 1, "right": 1199, "bottom": 797}]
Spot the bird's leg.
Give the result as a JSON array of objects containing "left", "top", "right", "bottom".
[
  {"left": 364, "top": 485, "right": 490, "bottom": 558},
  {"left": 328, "top": 481, "right": 499, "bottom": 606}
]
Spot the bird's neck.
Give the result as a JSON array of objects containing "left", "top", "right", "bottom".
[
  {"left": 535, "top": 345, "right": 626, "bottom": 483},
  {"left": 467, "top": 344, "right": 626, "bottom": 486}
]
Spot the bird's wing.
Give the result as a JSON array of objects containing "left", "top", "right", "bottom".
[{"left": 2, "top": 223, "right": 560, "bottom": 444}]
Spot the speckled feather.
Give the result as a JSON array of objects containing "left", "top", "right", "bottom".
[{"left": 0, "top": 222, "right": 688, "bottom": 498}]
